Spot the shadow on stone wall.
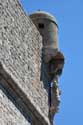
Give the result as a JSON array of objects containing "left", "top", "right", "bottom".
[
  {"left": 40, "top": 49, "right": 52, "bottom": 119},
  {"left": 40, "top": 48, "right": 51, "bottom": 91}
]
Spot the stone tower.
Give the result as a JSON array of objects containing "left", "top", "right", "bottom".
[
  {"left": 30, "top": 11, "right": 65, "bottom": 124},
  {"left": 0, "top": 0, "right": 64, "bottom": 125}
]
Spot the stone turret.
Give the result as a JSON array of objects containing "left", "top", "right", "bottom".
[{"left": 30, "top": 11, "right": 65, "bottom": 124}]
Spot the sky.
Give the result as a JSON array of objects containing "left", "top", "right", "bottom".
[{"left": 20, "top": 0, "right": 83, "bottom": 125}]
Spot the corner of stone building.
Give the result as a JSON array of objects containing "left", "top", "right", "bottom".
[{"left": 0, "top": 0, "right": 51, "bottom": 125}]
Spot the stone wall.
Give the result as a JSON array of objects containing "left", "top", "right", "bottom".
[{"left": 0, "top": 0, "right": 50, "bottom": 124}]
